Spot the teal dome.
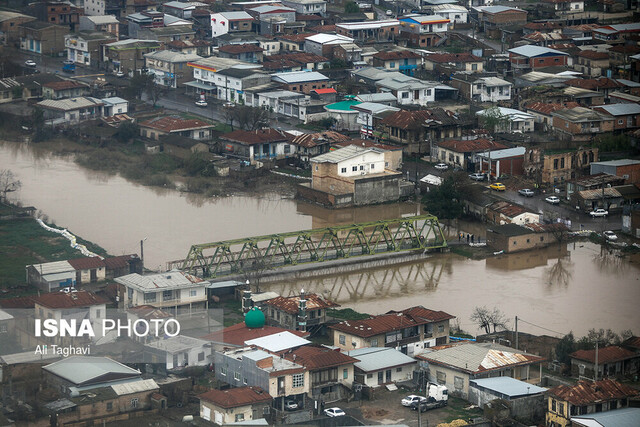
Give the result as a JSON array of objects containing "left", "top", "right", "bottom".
[{"left": 245, "top": 307, "right": 265, "bottom": 328}]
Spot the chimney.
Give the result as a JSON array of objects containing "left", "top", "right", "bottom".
[
  {"left": 297, "top": 288, "right": 307, "bottom": 333},
  {"left": 256, "top": 356, "right": 273, "bottom": 369}
]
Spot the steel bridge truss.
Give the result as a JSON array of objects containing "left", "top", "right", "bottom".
[{"left": 180, "top": 215, "right": 447, "bottom": 278}]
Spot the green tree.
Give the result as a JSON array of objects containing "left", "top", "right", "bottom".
[
  {"left": 344, "top": 1, "right": 360, "bottom": 13},
  {"left": 555, "top": 332, "right": 576, "bottom": 365},
  {"left": 421, "top": 175, "right": 464, "bottom": 219},
  {"left": 114, "top": 121, "right": 139, "bottom": 143},
  {"left": 479, "top": 106, "right": 511, "bottom": 132},
  {"left": 125, "top": 72, "right": 154, "bottom": 99}
]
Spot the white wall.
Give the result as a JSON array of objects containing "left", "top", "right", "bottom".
[{"left": 336, "top": 151, "right": 386, "bottom": 177}]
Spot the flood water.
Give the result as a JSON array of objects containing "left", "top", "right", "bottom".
[{"left": 2, "top": 141, "right": 639, "bottom": 337}]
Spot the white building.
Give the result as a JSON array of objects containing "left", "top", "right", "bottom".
[
  {"left": 346, "top": 347, "right": 417, "bottom": 388},
  {"left": 304, "top": 33, "right": 353, "bottom": 57},
  {"left": 281, "top": 0, "right": 326, "bottom": 16},
  {"left": 65, "top": 32, "right": 116, "bottom": 66},
  {"left": 376, "top": 74, "right": 451, "bottom": 106},
  {"left": 83, "top": 0, "right": 105, "bottom": 16},
  {"left": 476, "top": 107, "right": 535, "bottom": 133},
  {"left": 37, "top": 97, "right": 104, "bottom": 125},
  {"left": 115, "top": 270, "right": 210, "bottom": 313},
  {"left": 144, "top": 50, "right": 202, "bottom": 88},
  {"left": 351, "top": 102, "right": 400, "bottom": 138},
  {"left": 101, "top": 97, "right": 128, "bottom": 116},
  {"left": 311, "top": 145, "right": 387, "bottom": 179},
  {"left": 145, "top": 336, "right": 212, "bottom": 370},
  {"left": 429, "top": 4, "right": 469, "bottom": 23},
  {"left": 473, "top": 76, "right": 512, "bottom": 102},
  {"left": 210, "top": 11, "right": 254, "bottom": 38},
  {"left": 210, "top": 68, "right": 271, "bottom": 103}
]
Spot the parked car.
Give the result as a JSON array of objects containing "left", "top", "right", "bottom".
[
  {"left": 223, "top": 102, "right": 235, "bottom": 108},
  {"left": 518, "top": 189, "right": 534, "bottom": 197},
  {"left": 116, "top": 70, "right": 125, "bottom": 78},
  {"left": 545, "top": 196, "right": 560, "bottom": 204},
  {"left": 489, "top": 182, "right": 506, "bottom": 191},
  {"left": 590, "top": 208, "right": 608, "bottom": 218},
  {"left": 603, "top": 230, "right": 617, "bottom": 241},
  {"left": 434, "top": 163, "right": 448, "bottom": 171},
  {"left": 324, "top": 407, "right": 345, "bottom": 417},
  {"left": 402, "top": 395, "right": 427, "bottom": 407},
  {"left": 284, "top": 400, "right": 298, "bottom": 411},
  {"left": 195, "top": 100, "right": 208, "bottom": 107},
  {"left": 24, "top": 60, "right": 36, "bottom": 67},
  {"left": 410, "top": 399, "right": 447, "bottom": 412},
  {"left": 386, "top": 9, "right": 394, "bottom": 16},
  {"left": 469, "top": 173, "right": 485, "bottom": 181}
]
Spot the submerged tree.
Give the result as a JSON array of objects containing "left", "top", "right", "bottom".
[
  {"left": 470, "top": 306, "right": 509, "bottom": 334},
  {"left": 0, "top": 169, "right": 22, "bottom": 202}
]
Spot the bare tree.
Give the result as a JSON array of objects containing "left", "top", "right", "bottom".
[
  {"left": 470, "top": 306, "right": 509, "bottom": 334},
  {"left": 146, "top": 82, "right": 166, "bottom": 108},
  {"left": 230, "top": 105, "right": 271, "bottom": 131},
  {"left": 0, "top": 169, "right": 21, "bottom": 202}
]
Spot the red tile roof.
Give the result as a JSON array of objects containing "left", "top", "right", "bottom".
[
  {"left": 330, "top": 305, "right": 454, "bottom": 338},
  {"left": 140, "top": 115, "right": 213, "bottom": 133},
  {"left": 374, "top": 50, "right": 421, "bottom": 61},
  {"left": 283, "top": 345, "right": 358, "bottom": 370},
  {"left": 425, "top": 53, "right": 483, "bottom": 63},
  {"left": 381, "top": 110, "right": 433, "bottom": 129},
  {"left": 547, "top": 379, "right": 639, "bottom": 406},
  {"left": 0, "top": 296, "right": 35, "bottom": 309},
  {"left": 524, "top": 22, "right": 562, "bottom": 31},
  {"left": 262, "top": 59, "right": 300, "bottom": 70},
  {"left": 200, "top": 322, "right": 309, "bottom": 346},
  {"left": 577, "top": 50, "right": 609, "bottom": 60},
  {"left": 296, "top": 13, "right": 323, "bottom": 21},
  {"left": 436, "top": 139, "right": 506, "bottom": 153},
  {"left": 67, "top": 257, "right": 105, "bottom": 270},
  {"left": 264, "top": 52, "right": 328, "bottom": 65},
  {"left": 308, "top": 24, "right": 336, "bottom": 33},
  {"left": 564, "top": 77, "right": 622, "bottom": 90},
  {"left": 199, "top": 386, "right": 272, "bottom": 408},
  {"left": 219, "top": 43, "right": 264, "bottom": 54},
  {"left": 264, "top": 293, "right": 339, "bottom": 315},
  {"left": 312, "top": 88, "right": 336, "bottom": 94},
  {"left": 570, "top": 345, "right": 637, "bottom": 364},
  {"left": 609, "top": 44, "right": 640, "bottom": 55},
  {"left": 525, "top": 101, "right": 580, "bottom": 115},
  {"left": 42, "top": 80, "right": 88, "bottom": 90},
  {"left": 489, "top": 201, "right": 528, "bottom": 218},
  {"left": 34, "top": 290, "right": 108, "bottom": 309},
  {"left": 291, "top": 130, "right": 350, "bottom": 148},
  {"left": 103, "top": 254, "right": 139, "bottom": 270},
  {"left": 220, "top": 128, "right": 292, "bottom": 145}
]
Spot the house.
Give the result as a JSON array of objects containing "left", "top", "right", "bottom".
[
  {"left": 166, "top": 39, "right": 213, "bottom": 57},
  {"left": 551, "top": 107, "right": 613, "bottom": 140},
  {"left": 424, "top": 53, "right": 484, "bottom": 73},
  {"left": 139, "top": 115, "right": 214, "bottom": 141},
  {"left": 218, "top": 43, "right": 264, "bottom": 63},
  {"left": 214, "top": 347, "right": 309, "bottom": 410},
  {"left": 248, "top": 5, "right": 296, "bottom": 36},
  {"left": 469, "top": 76, "right": 512, "bottom": 102},
  {"left": 486, "top": 223, "right": 569, "bottom": 254},
  {"left": 43, "top": 356, "right": 143, "bottom": 396},
  {"left": 101, "top": 97, "right": 128, "bottom": 116},
  {"left": 543, "top": 0, "right": 584, "bottom": 15},
  {"left": 477, "top": 107, "right": 535, "bottom": 133},
  {"left": 220, "top": 128, "right": 294, "bottom": 164},
  {"left": 563, "top": 77, "right": 623, "bottom": 102},
  {"left": 161, "top": 136, "right": 211, "bottom": 160},
  {"left": 546, "top": 379, "right": 639, "bottom": 427},
  {"left": 469, "top": 377, "right": 547, "bottom": 421},
  {"left": 346, "top": 347, "right": 417, "bottom": 388},
  {"left": 434, "top": 138, "right": 506, "bottom": 171},
  {"left": 429, "top": 4, "right": 469, "bottom": 24},
  {"left": 571, "top": 182, "right": 625, "bottom": 212},
  {"left": 487, "top": 201, "right": 541, "bottom": 226},
  {"left": 590, "top": 160, "right": 640, "bottom": 185},
  {"left": 324, "top": 99, "right": 361, "bottom": 131},
  {"left": 115, "top": 270, "right": 210, "bottom": 312},
  {"left": 301, "top": 145, "right": 405, "bottom": 207},
  {"left": 210, "top": 11, "right": 254, "bottom": 37},
  {"left": 27, "top": 1, "right": 81, "bottom": 31},
  {"left": 373, "top": 72, "right": 454, "bottom": 106},
  {"left": 262, "top": 291, "right": 338, "bottom": 332},
  {"left": 125, "top": 10, "right": 164, "bottom": 38},
  {"left": 380, "top": 109, "right": 434, "bottom": 153},
  {"left": 199, "top": 386, "right": 272, "bottom": 425},
  {"left": 592, "top": 23, "right": 640, "bottom": 45},
  {"left": 37, "top": 97, "right": 104, "bottom": 126},
  {"left": 103, "top": 39, "right": 161, "bottom": 75},
  {"left": 278, "top": 32, "right": 315, "bottom": 52},
  {"left": 245, "top": 331, "right": 311, "bottom": 355},
  {"left": 0, "top": 11, "right": 36, "bottom": 46},
  {"left": 144, "top": 50, "right": 201, "bottom": 88},
  {"left": 523, "top": 147, "right": 598, "bottom": 187},
  {"left": 201, "top": 320, "right": 310, "bottom": 352},
  {"left": 65, "top": 32, "right": 117, "bottom": 68},
  {"left": 569, "top": 346, "right": 640, "bottom": 379},
  {"left": 186, "top": 56, "right": 263, "bottom": 96},
  {"left": 474, "top": 6, "right": 527, "bottom": 32},
  {"left": 571, "top": 408, "right": 640, "bottom": 427},
  {"left": 19, "top": 21, "right": 67, "bottom": 55},
  {"left": 163, "top": 1, "right": 195, "bottom": 19},
  {"left": 333, "top": 43, "right": 362, "bottom": 63},
  {"left": 42, "top": 80, "right": 90, "bottom": 100},
  {"left": 145, "top": 336, "right": 212, "bottom": 370},
  {"left": 563, "top": 86, "right": 605, "bottom": 107},
  {"left": 593, "top": 104, "right": 640, "bottom": 131},
  {"left": 333, "top": 140, "right": 404, "bottom": 171},
  {"left": 304, "top": 33, "right": 353, "bottom": 58},
  {"left": 351, "top": 102, "right": 400, "bottom": 139},
  {"left": 372, "top": 50, "right": 421, "bottom": 76},
  {"left": 398, "top": 15, "right": 448, "bottom": 48},
  {"left": 508, "top": 45, "right": 569, "bottom": 71},
  {"left": 476, "top": 147, "right": 526, "bottom": 178},
  {"left": 283, "top": 346, "right": 357, "bottom": 402},
  {"left": 522, "top": 31, "right": 571, "bottom": 48},
  {"left": 138, "top": 25, "right": 196, "bottom": 46},
  {"left": 336, "top": 20, "right": 400, "bottom": 43},
  {"left": 524, "top": 102, "right": 580, "bottom": 131},
  {"left": 78, "top": 15, "right": 120, "bottom": 38},
  {"left": 281, "top": 0, "right": 326, "bottom": 16},
  {"left": 416, "top": 342, "right": 545, "bottom": 399},
  {"left": 330, "top": 306, "right": 455, "bottom": 354},
  {"left": 271, "top": 70, "right": 330, "bottom": 94},
  {"left": 574, "top": 50, "right": 609, "bottom": 78},
  {"left": 263, "top": 52, "right": 329, "bottom": 72}
]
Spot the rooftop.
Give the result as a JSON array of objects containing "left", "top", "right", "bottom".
[
  {"left": 570, "top": 345, "right": 637, "bottom": 364},
  {"left": 470, "top": 377, "right": 547, "bottom": 397},
  {"left": 325, "top": 100, "right": 361, "bottom": 112},
  {"left": 552, "top": 107, "right": 609, "bottom": 122},
  {"left": 221, "top": 128, "right": 291, "bottom": 145},
  {"left": 272, "top": 70, "right": 329, "bottom": 84},
  {"left": 201, "top": 322, "right": 308, "bottom": 346},
  {"left": 264, "top": 293, "right": 339, "bottom": 314},
  {"left": 509, "top": 45, "right": 568, "bottom": 58},
  {"left": 571, "top": 407, "right": 640, "bottom": 427},
  {"left": 115, "top": 270, "right": 208, "bottom": 291},
  {"left": 525, "top": 101, "right": 580, "bottom": 115},
  {"left": 591, "top": 159, "right": 640, "bottom": 167},
  {"left": 245, "top": 331, "right": 311, "bottom": 353},
  {"left": 346, "top": 347, "right": 416, "bottom": 372},
  {"left": 224, "top": 348, "right": 304, "bottom": 375},
  {"left": 139, "top": 115, "right": 213, "bottom": 132},
  {"left": 37, "top": 97, "right": 103, "bottom": 112},
  {"left": 594, "top": 103, "right": 640, "bottom": 116},
  {"left": 43, "top": 356, "right": 141, "bottom": 386},
  {"left": 426, "top": 52, "right": 483, "bottom": 63},
  {"left": 310, "top": 145, "right": 382, "bottom": 164},
  {"left": 219, "top": 43, "right": 264, "bottom": 54},
  {"left": 284, "top": 346, "right": 358, "bottom": 370},
  {"left": 34, "top": 290, "right": 107, "bottom": 309},
  {"left": 374, "top": 50, "right": 422, "bottom": 61},
  {"left": 145, "top": 50, "right": 201, "bottom": 62},
  {"left": 548, "top": 379, "right": 639, "bottom": 405},
  {"left": 145, "top": 336, "right": 209, "bottom": 353},
  {"left": 199, "top": 386, "right": 271, "bottom": 408},
  {"left": 437, "top": 138, "right": 506, "bottom": 153},
  {"left": 477, "top": 147, "right": 526, "bottom": 160}
]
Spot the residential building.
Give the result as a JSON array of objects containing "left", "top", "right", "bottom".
[
  {"left": 474, "top": 6, "right": 527, "bottom": 31},
  {"left": 477, "top": 107, "right": 535, "bottom": 133},
  {"left": 37, "top": 97, "right": 104, "bottom": 126},
  {"left": 115, "top": 270, "right": 210, "bottom": 312},
  {"left": 543, "top": 0, "right": 584, "bottom": 15},
  {"left": 199, "top": 386, "right": 272, "bottom": 425},
  {"left": 263, "top": 52, "right": 329, "bottom": 71},
  {"left": 424, "top": 53, "right": 484, "bottom": 73},
  {"left": 470, "top": 76, "right": 512, "bottom": 102},
  {"left": 333, "top": 140, "right": 404, "bottom": 171},
  {"left": 101, "top": 97, "right": 129, "bottom": 116},
  {"left": 187, "top": 56, "right": 263, "bottom": 96},
  {"left": 434, "top": 138, "right": 506, "bottom": 171},
  {"left": 487, "top": 200, "right": 541, "bottom": 225},
  {"left": 476, "top": 146, "right": 526, "bottom": 178},
  {"left": 416, "top": 342, "right": 545, "bottom": 399},
  {"left": 380, "top": 109, "right": 444, "bottom": 153},
  {"left": 324, "top": 99, "right": 361, "bottom": 132},
  {"left": 486, "top": 223, "right": 569, "bottom": 253},
  {"left": 210, "top": 12, "right": 254, "bottom": 37},
  {"left": 563, "top": 77, "right": 623, "bottom": 102},
  {"left": 346, "top": 347, "right": 417, "bottom": 387},
  {"left": 65, "top": 32, "right": 117, "bottom": 68},
  {"left": 336, "top": 20, "right": 400, "bottom": 43},
  {"left": 574, "top": 50, "right": 609, "bottom": 77},
  {"left": 42, "top": 80, "right": 90, "bottom": 100},
  {"left": 375, "top": 73, "right": 452, "bottom": 106},
  {"left": 138, "top": 25, "right": 196, "bottom": 45},
  {"left": 0, "top": 11, "right": 36, "bottom": 46},
  {"left": 591, "top": 160, "right": 640, "bottom": 185},
  {"left": 551, "top": 107, "right": 613, "bottom": 140},
  {"left": 214, "top": 347, "right": 310, "bottom": 410},
  {"left": 144, "top": 50, "right": 202, "bottom": 88},
  {"left": 429, "top": 4, "right": 468, "bottom": 24},
  {"left": 19, "top": 21, "right": 67, "bottom": 55},
  {"left": 163, "top": 1, "right": 196, "bottom": 19},
  {"left": 508, "top": 45, "right": 569, "bottom": 71},
  {"left": 27, "top": 1, "right": 82, "bottom": 31},
  {"left": 469, "top": 377, "right": 547, "bottom": 421},
  {"left": 281, "top": 0, "right": 326, "bottom": 16},
  {"left": 372, "top": 50, "right": 421, "bottom": 76},
  {"left": 167, "top": 39, "right": 213, "bottom": 57},
  {"left": 398, "top": 15, "right": 448, "bottom": 48},
  {"left": 218, "top": 44, "right": 264, "bottom": 63},
  {"left": 145, "top": 336, "right": 212, "bottom": 370},
  {"left": 248, "top": 5, "right": 296, "bottom": 36},
  {"left": 201, "top": 320, "right": 310, "bottom": 352},
  {"left": 290, "top": 130, "right": 348, "bottom": 160},
  {"left": 330, "top": 306, "right": 454, "bottom": 354},
  {"left": 103, "top": 39, "right": 161, "bottom": 75},
  {"left": 524, "top": 147, "right": 599, "bottom": 185},
  {"left": 524, "top": 102, "right": 580, "bottom": 131},
  {"left": 271, "top": 70, "right": 330, "bottom": 94},
  {"left": 351, "top": 102, "right": 400, "bottom": 139},
  {"left": 79, "top": 15, "right": 120, "bottom": 39},
  {"left": 219, "top": 128, "right": 294, "bottom": 164},
  {"left": 546, "top": 379, "right": 639, "bottom": 427},
  {"left": 138, "top": 115, "right": 214, "bottom": 141},
  {"left": 126, "top": 10, "right": 164, "bottom": 38},
  {"left": 592, "top": 23, "right": 640, "bottom": 44},
  {"left": 84, "top": 0, "right": 105, "bottom": 16},
  {"left": 569, "top": 346, "right": 640, "bottom": 379},
  {"left": 304, "top": 33, "right": 353, "bottom": 58},
  {"left": 571, "top": 408, "right": 640, "bottom": 427},
  {"left": 262, "top": 291, "right": 338, "bottom": 332},
  {"left": 593, "top": 104, "right": 640, "bottom": 131}
]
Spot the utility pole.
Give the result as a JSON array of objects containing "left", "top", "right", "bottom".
[
  {"left": 515, "top": 316, "right": 518, "bottom": 350},
  {"left": 594, "top": 340, "right": 599, "bottom": 381}
]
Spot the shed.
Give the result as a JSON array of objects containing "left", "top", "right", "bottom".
[{"left": 469, "top": 377, "right": 546, "bottom": 420}]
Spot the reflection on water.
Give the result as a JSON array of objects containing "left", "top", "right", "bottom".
[
  {"left": 545, "top": 256, "right": 574, "bottom": 289},
  {"left": 487, "top": 245, "right": 568, "bottom": 271}
]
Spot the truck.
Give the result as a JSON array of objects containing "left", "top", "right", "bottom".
[
  {"left": 410, "top": 383, "right": 448, "bottom": 412},
  {"left": 62, "top": 61, "right": 76, "bottom": 73}
]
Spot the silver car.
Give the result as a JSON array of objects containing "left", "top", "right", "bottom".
[
  {"left": 469, "top": 173, "right": 485, "bottom": 181},
  {"left": 518, "top": 189, "right": 534, "bottom": 197}
]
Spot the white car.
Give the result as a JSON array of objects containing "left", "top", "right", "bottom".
[
  {"left": 603, "top": 231, "right": 617, "bottom": 241},
  {"left": 401, "top": 395, "right": 427, "bottom": 407},
  {"left": 116, "top": 70, "right": 125, "bottom": 78},
  {"left": 386, "top": 9, "right": 394, "bottom": 16},
  {"left": 284, "top": 400, "right": 298, "bottom": 411},
  {"left": 434, "top": 163, "right": 448, "bottom": 171},
  {"left": 590, "top": 208, "right": 608, "bottom": 218},
  {"left": 469, "top": 173, "right": 485, "bottom": 181},
  {"left": 324, "top": 407, "right": 345, "bottom": 417},
  {"left": 195, "top": 100, "right": 208, "bottom": 107},
  {"left": 518, "top": 189, "right": 534, "bottom": 197},
  {"left": 24, "top": 60, "right": 37, "bottom": 67},
  {"left": 545, "top": 196, "right": 560, "bottom": 204}
]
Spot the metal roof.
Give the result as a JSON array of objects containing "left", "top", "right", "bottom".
[
  {"left": 476, "top": 107, "right": 533, "bottom": 122},
  {"left": 571, "top": 407, "right": 640, "bottom": 427},
  {"left": 305, "top": 33, "right": 353, "bottom": 44},
  {"left": 325, "top": 100, "right": 361, "bottom": 112},
  {"left": 27, "top": 260, "right": 74, "bottom": 275},
  {"left": 245, "top": 331, "right": 311, "bottom": 352},
  {"left": 509, "top": 45, "right": 568, "bottom": 58},
  {"left": 272, "top": 71, "right": 329, "bottom": 84},
  {"left": 37, "top": 97, "right": 104, "bottom": 111},
  {"left": 0, "top": 309, "right": 13, "bottom": 321},
  {"left": 337, "top": 20, "right": 399, "bottom": 30},
  {"left": 43, "top": 356, "right": 141, "bottom": 386},
  {"left": 1, "top": 351, "right": 59, "bottom": 365},
  {"left": 470, "top": 377, "right": 547, "bottom": 398},
  {"left": 115, "top": 271, "right": 208, "bottom": 291},
  {"left": 83, "top": 15, "right": 119, "bottom": 24},
  {"left": 476, "top": 147, "right": 526, "bottom": 160},
  {"left": 311, "top": 145, "right": 382, "bottom": 164},
  {"left": 111, "top": 379, "right": 158, "bottom": 395},
  {"left": 251, "top": 291, "right": 280, "bottom": 303},
  {"left": 596, "top": 103, "right": 640, "bottom": 116},
  {"left": 355, "top": 93, "right": 397, "bottom": 103},
  {"left": 215, "top": 11, "right": 253, "bottom": 20},
  {"left": 101, "top": 97, "right": 128, "bottom": 105},
  {"left": 146, "top": 336, "right": 209, "bottom": 353},
  {"left": 478, "top": 77, "right": 512, "bottom": 87},
  {"left": 351, "top": 102, "right": 399, "bottom": 114},
  {"left": 477, "top": 5, "right": 523, "bottom": 13},
  {"left": 591, "top": 159, "right": 640, "bottom": 167},
  {"left": 144, "top": 50, "right": 202, "bottom": 62},
  {"left": 347, "top": 347, "right": 416, "bottom": 372}
]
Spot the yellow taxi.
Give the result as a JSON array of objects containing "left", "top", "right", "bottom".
[{"left": 489, "top": 182, "right": 506, "bottom": 191}]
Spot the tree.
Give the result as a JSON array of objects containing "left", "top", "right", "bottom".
[
  {"left": 422, "top": 175, "right": 463, "bottom": 219},
  {"left": 470, "top": 306, "right": 509, "bottom": 334},
  {"left": 125, "top": 73, "right": 154, "bottom": 99},
  {"left": 344, "top": 1, "right": 360, "bottom": 13},
  {"left": 114, "top": 121, "right": 139, "bottom": 143},
  {"left": 555, "top": 332, "right": 576, "bottom": 365},
  {"left": 0, "top": 169, "right": 22, "bottom": 202},
  {"left": 229, "top": 105, "right": 271, "bottom": 131},
  {"left": 478, "top": 106, "right": 512, "bottom": 133},
  {"left": 146, "top": 81, "right": 166, "bottom": 107}
]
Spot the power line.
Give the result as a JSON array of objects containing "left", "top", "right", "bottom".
[{"left": 517, "top": 318, "right": 567, "bottom": 337}]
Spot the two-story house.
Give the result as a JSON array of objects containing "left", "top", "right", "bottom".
[
  {"left": 375, "top": 74, "right": 442, "bottom": 106},
  {"left": 398, "top": 14, "right": 449, "bottom": 48},
  {"left": 199, "top": 386, "right": 272, "bottom": 425},
  {"left": 424, "top": 53, "right": 484, "bottom": 73},
  {"left": 347, "top": 347, "right": 417, "bottom": 388},
  {"left": 19, "top": 21, "right": 67, "bottom": 55},
  {"left": 65, "top": 32, "right": 117, "bottom": 67},
  {"left": 262, "top": 292, "right": 339, "bottom": 332},
  {"left": 569, "top": 346, "right": 640, "bottom": 379},
  {"left": 551, "top": 107, "right": 613, "bottom": 141},
  {"left": 593, "top": 104, "right": 640, "bottom": 132},
  {"left": 220, "top": 128, "right": 294, "bottom": 164},
  {"left": 543, "top": 0, "right": 584, "bottom": 15},
  {"left": 218, "top": 43, "right": 264, "bottom": 63},
  {"left": 210, "top": 11, "right": 254, "bottom": 37},
  {"left": 144, "top": 50, "right": 201, "bottom": 88},
  {"left": 574, "top": 50, "right": 609, "bottom": 77},
  {"left": 523, "top": 147, "right": 599, "bottom": 185},
  {"left": 103, "top": 39, "right": 161, "bottom": 76},
  {"left": 78, "top": 15, "right": 120, "bottom": 38},
  {"left": 434, "top": 138, "right": 507, "bottom": 171},
  {"left": 138, "top": 115, "right": 214, "bottom": 141},
  {"left": 471, "top": 76, "right": 512, "bottom": 103},
  {"left": 330, "top": 306, "right": 455, "bottom": 355},
  {"left": 210, "top": 68, "right": 271, "bottom": 102},
  {"left": 271, "top": 70, "right": 330, "bottom": 94},
  {"left": 508, "top": 45, "right": 569, "bottom": 71},
  {"left": 115, "top": 270, "right": 210, "bottom": 313},
  {"left": 281, "top": 0, "right": 326, "bottom": 16},
  {"left": 372, "top": 50, "right": 422, "bottom": 76},
  {"left": 42, "top": 80, "right": 91, "bottom": 100},
  {"left": 476, "top": 107, "right": 535, "bottom": 133},
  {"left": 336, "top": 20, "right": 400, "bottom": 43}
]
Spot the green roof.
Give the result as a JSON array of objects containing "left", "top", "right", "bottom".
[{"left": 325, "top": 100, "right": 361, "bottom": 112}]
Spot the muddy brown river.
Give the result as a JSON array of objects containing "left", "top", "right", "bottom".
[{"left": 1, "top": 141, "right": 639, "bottom": 337}]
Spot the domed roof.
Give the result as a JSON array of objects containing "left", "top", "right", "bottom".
[{"left": 245, "top": 307, "right": 265, "bottom": 329}]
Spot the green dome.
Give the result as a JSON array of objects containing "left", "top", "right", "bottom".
[{"left": 245, "top": 307, "right": 265, "bottom": 329}]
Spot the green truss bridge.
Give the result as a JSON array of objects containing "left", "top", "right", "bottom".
[{"left": 170, "top": 215, "right": 447, "bottom": 278}]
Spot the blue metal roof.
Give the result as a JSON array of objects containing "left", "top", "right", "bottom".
[
  {"left": 470, "top": 377, "right": 547, "bottom": 398},
  {"left": 571, "top": 407, "right": 640, "bottom": 427}
]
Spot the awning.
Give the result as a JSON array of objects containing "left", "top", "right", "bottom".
[
  {"left": 184, "top": 81, "right": 217, "bottom": 91},
  {"left": 205, "top": 280, "right": 244, "bottom": 289}
]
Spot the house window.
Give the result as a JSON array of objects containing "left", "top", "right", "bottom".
[
  {"left": 343, "top": 369, "right": 348, "bottom": 379},
  {"left": 370, "top": 164, "right": 375, "bottom": 169},
  {"left": 284, "top": 144, "right": 291, "bottom": 154},
  {"left": 190, "top": 289, "right": 197, "bottom": 297},
  {"left": 618, "top": 119, "right": 623, "bottom": 125},
  {"left": 396, "top": 367, "right": 402, "bottom": 372},
  {"left": 390, "top": 62, "right": 395, "bottom": 68},
  {"left": 234, "top": 372, "right": 241, "bottom": 381},
  {"left": 130, "top": 398, "right": 138, "bottom": 408},
  {"left": 401, "top": 92, "right": 409, "bottom": 99},
  {"left": 454, "top": 376, "right": 464, "bottom": 390},
  {"left": 339, "top": 334, "right": 346, "bottom": 345},
  {"left": 106, "top": 402, "right": 113, "bottom": 411},
  {"left": 221, "top": 366, "right": 227, "bottom": 376},
  {"left": 526, "top": 239, "right": 530, "bottom": 243},
  {"left": 367, "top": 373, "right": 373, "bottom": 378},
  {"left": 438, "top": 325, "right": 444, "bottom": 333},
  {"left": 292, "top": 373, "right": 304, "bottom": 388},
  {"left": 341, "top": 167, "right": 346, "bottom": 173},
  {"left": 198, "top": 352, "right": 205, "bottom": 361},
  {"left": 360, "top": 165, "right": 364, "bottom": 170},
  {"left": 472, "top": 63, "right": 477, "bottom": 70},
  {"left": 235, "top": 414, "right": 245, "bottom": 422},
  {"left": 513, "top": 241, "right": 517, "bottom": 245},
  {"left": 144, "top": 293, "right": 156, "bottom": 303},
  {"left": 370, "top": 338, "right": 378, "bottom": 346},
  {"left": 558, "top": 402, "right": 564, "bottom": 415},
  {"left": 554, "top": 159, "right": 559, "bottom": 170},
  {"left": 561, "top": 158, "right": 565, "bottom": 169},
  {"left": 436, "top": 370, "right": 446, "bottom": 384},
  {"left": 163, "top": 290, "right": 173, "bottom": 301},
  {"left": 551, "top": 399, "right": 556, "bottom": 412},
  {"left": 540, "top": 236, "right": 544, "bottom": 242}
]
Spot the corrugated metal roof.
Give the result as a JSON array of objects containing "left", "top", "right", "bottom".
[
  {"left": 578, "top": 187, "right": 622, "bottom": 200},
  {"left": 146, "top": 336, "right": 209, "bottom": 353},
  {"left": 477, "top": 147, "right": 526, "bottom": 160},
  {"left": 0, "top": 351, "right": 60, "bottom": 365},
  {"left": 28, "top": 260, "right": 74, "bottom": 275},
  {"left": 272, "top": 70, "right": 329, "bottom": 83},
  {"left": 470, "top": 377, "right": 547, "bottom": 397},
  {"left": 310, "top": 145, "right": 381, "bottom": 164},
  {"left": 111, "top": 379, "right": 158, "bottom": 395},
  {"left": 548, "top": 379, "right": 639, "bottom": 406},
  {"left": 596, "top": 103, "right": 640, "bottom": 116},
  {"left": 245, "top": 331, "right": 311, "bottom": 352},
  {"left": 509, "top": 45, "right": 568, "bottom": 58},
  {"left": 572, "top": 407, "right": 640, "bottom": 427},
  {"left": 347, "top": 347, "right": 416, "bottom": 372},
  {"left": 114, "top": 271, "right": 208, "bottom": 291},
  {"left": 37, "top": 97, "right": 103, "bottom": 111},
  {"left": 591, "top": 159, "right": 640, "bottom": 167},
  {"left": 43, "top": 356, "right": 140, "bottom": 385}
]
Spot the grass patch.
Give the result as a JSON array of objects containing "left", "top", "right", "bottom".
[
  {"left": 441, "top": 396, "right": 483, "bottom": 423},
  {"left": 327, "top": 308, "right": 370, "bottom": 321},
  {"left": 214, "top": 123, "right": 233, "bottom": 133},
  {"left": 222, "top": 299, "right": 243, "bottom": 316},
  {"left": 450, "top": 246, "right": 473, "bottom": 258}
]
